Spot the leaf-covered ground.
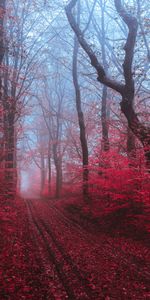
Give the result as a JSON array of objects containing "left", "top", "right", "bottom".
[{"left": 0, "top": 195, "right": 150, "bottom": 299}]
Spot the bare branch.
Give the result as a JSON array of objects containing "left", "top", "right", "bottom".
[
  {"left": 65, "top": 0, "right": 124, "bottom": 95},
  {"left": 114, "top": 0, "right": 138, "bottom": 92}
]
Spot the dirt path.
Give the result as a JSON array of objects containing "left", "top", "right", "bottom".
[{"left": 24, "top": 198, "right": 150, "bottom": 300}]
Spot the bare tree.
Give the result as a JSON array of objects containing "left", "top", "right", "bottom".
[
  {"left": 72, "top": 1, "right": 89, "bottom": 200},
  {"left": 37, "top": 72, "right": 67, "bottom": 199},
  {"left": 0, "top": 0, "right": 5, "bottom": 65},
  {"left": 65, "top": 0, "right": 150, "bottom": 170},
  {"left": 0, "top": 0, "right": 6, "bottom": 194}
]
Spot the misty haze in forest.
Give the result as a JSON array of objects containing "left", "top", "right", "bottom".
[{"left": 0, "top": 1, "right": 150, "bottom": 299}]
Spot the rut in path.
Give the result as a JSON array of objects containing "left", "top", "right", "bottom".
[
  {"left": 24, "top": 198, "right": 150, "bottom": 300},
  {"left": 25, "top": 198, "right": 99, "bottom": 300}
]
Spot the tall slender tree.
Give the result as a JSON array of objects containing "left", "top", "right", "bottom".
[{"left": 72, "top": 2, "right": 89, "bottom": 199}]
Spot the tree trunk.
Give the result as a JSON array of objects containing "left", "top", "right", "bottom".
[
  {"left": 55, "top": 162, "right": 62, "bottom": 199},
  {"left": 53, "top": 144, "right": 62, "bottom": 199},
  {"left": 40, "top": 152, "right": 45, "bottom": 195},
  {"left": 127, "top": 127, "right": 136, "bottom": 166},
  {"left": 101, "top": 86, "right": 109, "bottom": 152},
  {"left": 100, "top": 0, "right": 109, "bottom": 153},
  {"left": 0, "top": 0, "right": 5, "bottom": 66},
  {"left": 72, "top": 36, "right": 89, "bottom": 200},
  {"left": 48, "top": 155, "right": 51, "bottom": 195},
  {"left": 0, "top": 1, "right": 6, "bottom": 197},
  {"left": 121, "top": 95, "right": 150, "bottom": 170},
  {"left": 47, "top": 139, "right": 51, "bottom": 195},
  {"left": 5, "top": 113, "right": 16, "bottom": 198}
]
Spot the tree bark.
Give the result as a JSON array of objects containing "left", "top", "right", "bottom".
[
  {"left": 0, "top": 0, "right": 6, "bottom": 166},
  {"left": 0, "top": 0, "right": 5, "bottom": 66},
  {"left": 40, "top": 151, "right": 45, "bottom": 195},
  {"left": 53, "top": 144, "right": 62, "bottom": 199},
  {"left": 101, "top": 85, "right": 109, "bottom": 152},
  {"left": 100, "top": 0, "right": 109, "bottom": 152},
  {"left": 55, "top": 163, "right": 62, "bottom": 199},
  {"left": 4, "top": 112, "right": 16, "bottom": 197},
  {"left": 48, "top": 153, "right": 51, "bottom": 195},
  {"left": 73, "top": 35, "right": 89, "bottom": 199},
  {"left": 127, "top": 127, "right": 136, "bottom": 164}
]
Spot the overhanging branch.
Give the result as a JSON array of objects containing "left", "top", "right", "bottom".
[
  {"left": 114, "top": 0, "right": 138, "bottom": 91},
  {"left": 65, "top": 0, "right": 124, "bottom": 95}
]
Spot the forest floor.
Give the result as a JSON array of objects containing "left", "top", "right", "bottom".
[{"left": 0, "top": 194, "right": 150, "bottom": 300}]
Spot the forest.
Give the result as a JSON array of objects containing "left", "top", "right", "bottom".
[{"left": 0, "top": 0, "right": 150, "bottom": 299}]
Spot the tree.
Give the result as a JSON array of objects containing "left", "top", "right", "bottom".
[
  {"left": 0, "top": 0, "right": 6, "bottom": 159},
  {"left": 72, "top": 2, "right": 89, "bottom": 199},
  {"left": 1, "top": 0, "right": 58, "bottom": 196},
  {"left": 37, "top": 70, "right": 68, "bottom": 199},
  {"left": 0, "top": 0, "right": 5, "bottom": 66},
  {"left": 65, "top": 0, "right": 150, "bottom": 170}
]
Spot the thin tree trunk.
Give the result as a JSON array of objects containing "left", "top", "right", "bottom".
[
  {"left": 55, "top": 162, "right": 62, "bottom": 199},
  {"left": 53, "top": 144, "right": 62, "bottom": 199},
  {"left": 100, "top": 0, "right": 109, "bottom": 153},
  {"left": 48, "top": 155, "right": 51, "bottom": 195},
  {"left": 101, "top": 86, "right": 109, "bottom": 152},
  {"left": 0, "top": 1, "right": 6, "bottom": 196},
  {"left": 5, "top": 113, "right": 16, "bottom": 198},
  {"left": 40, "top": 152, "right": 45, "bottom": 195},
  {"left": 73, "top": 35, "right": 89, "bottom": 200},
  {"left": 47, "top": 139, "right": 51, "bottom": 195},
  {"left": 0, "top": 0, "right": 5, "bottom": 66}
]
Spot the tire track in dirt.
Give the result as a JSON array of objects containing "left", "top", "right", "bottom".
[
  {"left": 26, "top": 199, "right": 98, "bottom": 300},
  {"left": 43, "top": 199, "right": 150, "bottom": 298},
  {"left": 56, "top": 205, "right": 150, "bottom": 282}
]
